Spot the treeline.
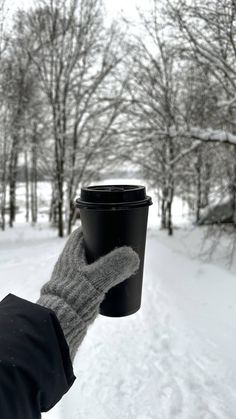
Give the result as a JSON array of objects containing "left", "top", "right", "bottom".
[{"left": 0, "top": 0, "right": 236, "bottom": 237}]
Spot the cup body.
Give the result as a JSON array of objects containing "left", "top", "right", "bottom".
[{"left": 75, "top": 185, "right": 152, "bottom": 317}]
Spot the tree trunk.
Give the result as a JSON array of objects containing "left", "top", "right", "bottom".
[
  {"left": 53, "top": 104, "right": 65, "bottom": 237},
  {"left": 167, "top": 136, "right": 174, "bottom": 235},
  {"left": 167, "top": 179, "right": 174, "bottom": 236},
  {"left": 30, "top": 173, "right": 37, "bottom": 224},
  {"left": 56, "top": 161, "right": 64, "bottom": 237},
  {"left": 58, "top": 193, "right": 64, "bottom": 237},
  {"left": 232, "top": 147, "right": 236, "bottom": 226},
  {"left": 49, "top": 188, "right": 58, "bottom": 225},
  {"left": 57, "top": 171, "right": 64, "bottom": 237},
  {"left": 0, "top": 127, "right": 7, "bottom": 231},
  {"left": 67, "top": 200, "right": 75, "bottom": 235},
  {"left": 195, "top": 149, "right": 202, "bottom": 223},
  {"left": 1, "top": 190, "right": 6, "bottom": 230},
  {"left": 202, "top": 161, "right": 211, "bottom": 208},
  {"left": 30, "top": 125, "right": 38, "bottom": 224},
  {"left": 167, "top": 177, "right": 174, "bottom": 236},
  {"left": 8, "top": 136, "right": 18, "bottom": 227},
  {"left": 1, "top": 175, "right": 7, "bottom": 231},
  {"left": 161, "top": 197, "right": 167, "bottom": 229},
  {"left": 24, "top": 150, "right": 29, "bottom": 222},
  {"left": 167, "top": 200, "right": 173, "bottom": 235}
]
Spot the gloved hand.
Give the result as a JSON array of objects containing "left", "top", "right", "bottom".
[{"left": 37, "top": 226, "right": 140, "bottom": 363}]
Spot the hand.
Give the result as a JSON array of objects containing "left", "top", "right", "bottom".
[{"left": 37, "top": 226, "right": 140, "bottom": 362}]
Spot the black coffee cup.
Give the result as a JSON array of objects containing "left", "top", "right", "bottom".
[{"left": 75, "top": 185, "right": 152, "bottom": 317}]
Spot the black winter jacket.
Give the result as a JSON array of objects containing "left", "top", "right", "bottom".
[{"left": 0, "top": 293, "right": 76, "bottom": 418}]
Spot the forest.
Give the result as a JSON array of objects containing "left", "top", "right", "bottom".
[{"left": 0, "top": 0, "right": 236, "bottom": 237}]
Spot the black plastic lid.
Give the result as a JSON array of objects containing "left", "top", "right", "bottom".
[{"left": 75, "top": 185, "right": 153, "bottom": 209}]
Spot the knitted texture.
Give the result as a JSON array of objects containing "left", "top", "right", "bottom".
[{"left": 36, "top": 227, "right": 140, "bottom": 363}]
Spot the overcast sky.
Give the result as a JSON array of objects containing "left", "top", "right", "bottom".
[
  {"left": 1, "top": 0, "right": 151, "bottom": 38},
  {"left": 105, "top": 0, "right": 143, "bottom": 19},
  {"left": 6, "top": 0, "right": 144, "bottom": 20}
]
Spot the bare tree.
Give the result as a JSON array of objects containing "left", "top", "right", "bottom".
[
  {"left": 167, "top": 0, "right": 236, "bottom": 224},
  {"left": 23, "top": 0, "right": 126, "bottom": 236},
  {"left": 119, "top": 4, "right": 202, "bottom": 234},
  {"left": 0, "top": 0, "right": 8, "bottom": 229},
  {"left": 1, "top": 12, "right": 37, "bottom": 227}
]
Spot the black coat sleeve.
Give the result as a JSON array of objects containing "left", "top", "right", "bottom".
[{"left": 0, "top": 293, "right": 76, "bottom": 419}]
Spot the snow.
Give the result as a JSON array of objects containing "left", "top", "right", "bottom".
[
  {"left": 1, "top": 179, "right": 236, "bottom": 418},
  {"left": 190, "top": 127, "right": 236, "bottom": 145},
  {"left": 137, "top": 126, "right": 236, "bottom": 148}
]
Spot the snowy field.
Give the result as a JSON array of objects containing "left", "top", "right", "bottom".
[{"left": 1, "top": 180, "right": 236, "bottom": 418}]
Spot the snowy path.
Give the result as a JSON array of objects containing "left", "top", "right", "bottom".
[
  {"left": 1, "top": 224, "right": 236, "bottom": 418},
  {"left": 62, "top": 229, "right": 236, "bottom": 419}
]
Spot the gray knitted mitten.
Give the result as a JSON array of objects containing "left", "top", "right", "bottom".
[{"left": 36, "top": 227, "right": 140, "bottom": 363}]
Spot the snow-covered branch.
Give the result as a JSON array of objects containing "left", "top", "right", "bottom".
[{"left": 190, "top": 128, "right": 236, "bottom": 146}]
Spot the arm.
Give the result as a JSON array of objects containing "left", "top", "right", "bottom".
[{"left": 0, "top": 293, "right": 76, "bottom": 418}]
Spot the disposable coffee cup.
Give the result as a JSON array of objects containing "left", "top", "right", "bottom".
[{"left": 75, "top": 185, "right": 152, "bottom": 317}]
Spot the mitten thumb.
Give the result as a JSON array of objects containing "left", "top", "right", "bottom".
[{"left": 84, "top": 246, "right": 140, "bottom": 294}]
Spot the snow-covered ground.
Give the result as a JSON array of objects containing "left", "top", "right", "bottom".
[{"left": 1, "top": 180, "right": 236, "bottom": 418}]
